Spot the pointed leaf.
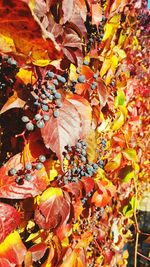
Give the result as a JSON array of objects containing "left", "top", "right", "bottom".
[{"left": 0, "top": 203, "right": 21, "bottom": 243}]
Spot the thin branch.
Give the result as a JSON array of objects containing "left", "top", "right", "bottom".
[{"left": 137, "top": 251, "right": 150, "bottom": 261}]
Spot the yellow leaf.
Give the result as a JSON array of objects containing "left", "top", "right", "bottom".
[
  {"left": 17, "top": 68, "right": 36, "bottom": 85},
  {"left": 0, "top": 34, "right": 15, "bottom": 53},
  {"left": 100, "top": 58, "right": 111, "bottom": 77},
  {"left": 111, "top": 55, "right": 119, "bottom": 71},
  {"left": 40, "top": 187, "right": 63, "bottom": 202},
  {"left": 25, "top": 230, "right": 45, "bottom": 243},
  {"left": 86, "top": 129, "right": 97, "bottom": 162},
  {"left": 61, "top": 237, "right": 69, "bottom": 247},
  {"left": 0, "top": 231, "right": 26, "bottom": 260},
  {"left": 112, "top": 107, "right": 127, "bottom": 131},
  {"left": 114, "top": 89, "right": 126, "bottom": 108},
  {"left": 118, "top": 30, "right": 126, "bottom": 46},
  {"left": 97, "top": 118, "right": 111, "bottom": 132},
  {"left": 103, "top": 24, "right": 114, "bottom": 41},
  {"left": 122, "top": 148, "right": 138, "bottom": 162},
  {"left": 113, "top": 46, "right": 126, "bottom": 60},
  {"left": 105, "top": 153, "right": 122, "bottom": 172},
  {"left": 32, "top": 59, "right": 50, "bottom": 67},
  {"left": 50, "top": 168, "right": 58, "bottom": 181}
]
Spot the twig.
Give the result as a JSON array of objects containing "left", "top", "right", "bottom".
[
  {"left": 134, "top": 232, "right": 139, "bottom": 267},
  {"left": 137, "top": 251, "right": 150, "bottom": 261}
]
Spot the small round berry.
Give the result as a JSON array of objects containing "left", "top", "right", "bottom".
[
  {"left": 47, "top": 71, "right": 54, "bottom": 78},
  {"left": 21, "top": 116, "right": 29, "bottom": 123},
  {"left": 42, "top": 104, "right": 49, "bottom": 111},
  {"left": 77, "top": 75, "right": 85, "bottom": 83},
  {"left": 35, "top": 162, "right": 43, "bottom": 170},
  {"left": 48, "top": 95, "right": 54, "bottom": 100},
  {"left": 57, "top": 75, "right": 66, "bottom": 83},
  {"left": 36, "top": 120, "right": 45, "bottom": 129},
  {"left": 39, "top": 155, "right": 46, "bottom": 163},
  {"left": 56, "top": 100, "right": 62, "bottom": 108},
  {"left": 83, "top": 60, "right": 89, "bottom": 65},
  {"left": 91, "top": 84, "right": 96, "bottom": 90},
  {"left": 80, "top": 156, "right": 86, "bottom": 162},
  {"left": 41, "top": 94, "right": 46, "bottom": 99},
  {"left": 25, "top": 173, "right": 32, "bottom": 181},
  {"left": 26, "top": 122, "right": 34, "bottom": 131},
  {"left": 93, "top": 73, "right": 98, "bottom": 79},
  {"left": 53, "top": 110, "right": 59, "bottom": 118},
  {"left": 25, "top": 163, "right": 32, "bottom": 170},
  {"left": 54, "top": 92, "right": 61, "bottom": 99},
  {"left": 43, "top": 114, "right": 50, "bottom": 121},
  {"left": 15, "top": 177, "right": 24, "bottom": 185},
  {"left": 35, "top": 114, "right": 42, "bottom": 121},
  {"left": 9, "top": 168, "right": 17, "bottom": 176},
  {"left": 53, "top": 79, "right": 59, "bottom": 86}
]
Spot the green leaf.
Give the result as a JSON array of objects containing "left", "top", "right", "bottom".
[
  {"left": 114, "top": 89, "right": 126, "bottom": 108},
  {"left": 122, "top": 148, "right": 138, "bottom": 162}
]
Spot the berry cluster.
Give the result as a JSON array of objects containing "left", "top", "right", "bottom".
[
  {"left": 69, "top": 63, "right": 99, "bottom": 93},
  {"left": 61, "top": 140, "right": 99, "bottom": 185},
  {"left": 0, "top": 55, "right": 18, "bottom": 107},
  {"left": 8, "top": 154, "right": 46, "bottom": 184},
  {"left": 21, "top": 71, "right": 67, "bottom": 131},
  {"left": 86, "top": 15, "right": 106, "bottom": 52}
]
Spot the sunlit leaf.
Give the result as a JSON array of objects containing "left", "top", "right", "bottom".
[
  {"left": 105, "top": 153, "right": 122, "bottom": 172},
  {"left": 0, "top": 231, "right": 26, "bottom": 266},
  {"left": 0, "top": 203, "right": 21, "bottom": 243}
]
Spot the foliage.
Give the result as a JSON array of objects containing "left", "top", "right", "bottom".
[{"left": 0, "top": 0, "right": 149, "bottom": 266}]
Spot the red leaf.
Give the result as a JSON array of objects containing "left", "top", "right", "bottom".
[
  {"left": 91, "top": 181, "right": 116, "bottom": 207},
  {"left": 0, "top": 0, "right": 61, "bottom": 64},
  {"left": 0, "top": 258, "right": 14, "bottom": 267},
  {"left": 61, "top": 0, "right": 74, "bottom": 24},
  {"left": 0, "top": 203, "right": 21, "bottom": 243},
  {"left": 28, "top": 243, "right": 47, "bottom": 262},
  {"left": 0, "top": 92, "right": 25, "bottom": 115},
  {"left": 0, "top": 153, "right": 48, "bottom": 199},
  {"left": 0, "top": 231, "right": 26, "bottom": 266},
  {"left": 35, "top": 188, "right": 71, "bottom": 233},
  {"left": 41, "top": 95, "right": 91, "bottom": 166},
  {"left": 81, "top": 177, "right": 95, "bottom": 195}
]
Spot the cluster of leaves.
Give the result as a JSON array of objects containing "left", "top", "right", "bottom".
[{"left": 0, "top": 0, "right": 149, "bottom": 266}]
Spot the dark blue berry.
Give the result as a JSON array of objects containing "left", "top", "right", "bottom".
[
  {"left": 53, "top": 79, "right": 59, "bottom": 86},
  {"left": 43, "top": 114, "right": 49, "bottom": 121},
  {"left": 26, "top": 122, "right": 34, "bottom": 131},
  {"left": 36, "top": 120, "right": 45, "bottom": 128},
  {"left": 77, "top": 75, "right": 85, "bottom": 83},
  {"left": 47, "top": 71, "right": 54, "bottom": 78},
  {"left": 35, "top": 162, "right": 43, "bottom": 170},
  {"left": 21, "top": 116, "right": 29, "bottom": 123},
  {"left": 25, "top": 173, "right": 32, "bottom": 181},
  {"left": 39, "top": 155, "right": 46, "bottom": 162},
  {"left": 42, "top": 104, "right": 49, "bottom": 111},
  {"left": 35, "top": 114, "right": 42, "bottom": 121},
  {"left": 83, "top": 60, "right": 89, "bottom": 65},
  {"left": 53, "top": 110, "right": 59, "bottom": 118},
  {"left": 25, "top": 163, "right": 32, "bottom": 170},
  {"left": 54, "top": 92, "right": 61, "bottom": 99},
  {"left": 9, "top": 168, "right": 17, "bottom": 176},
  {"left": 93, "top": 73, "right": 98, "bottom": 79}
]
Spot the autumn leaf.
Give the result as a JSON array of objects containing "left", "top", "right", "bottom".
[
  {"left": 0, "top": 0, "right": 61, "bottom": 65},
  {"left": 0, "top": 231, "right": 26, "bottom": 266},
  {"left": 0, "top": 153, "right": 48, "bottom": 199},
  {"left": 0, "top": 203, "right": 21, "bottom": 243},
  {"left": 35, "top": 188, "right": 71, "bottom": 234},
  {"left": 105, "top": 153, "right": 122, "bottom": 172},
  {"left": 91, "top": 181, "right": 116, "bottom": 207},
  {"left": 41, "top": 95, "right": 91, "bottom": 166},
  {"left": 0, "top": 91, "right": 25, "bottom": 115},
  {"left": 28, "top": 243, "right": 47, "bottom": 262},
  {"left": 91, "top": 3, "right": 102, "bottom": 28}
]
